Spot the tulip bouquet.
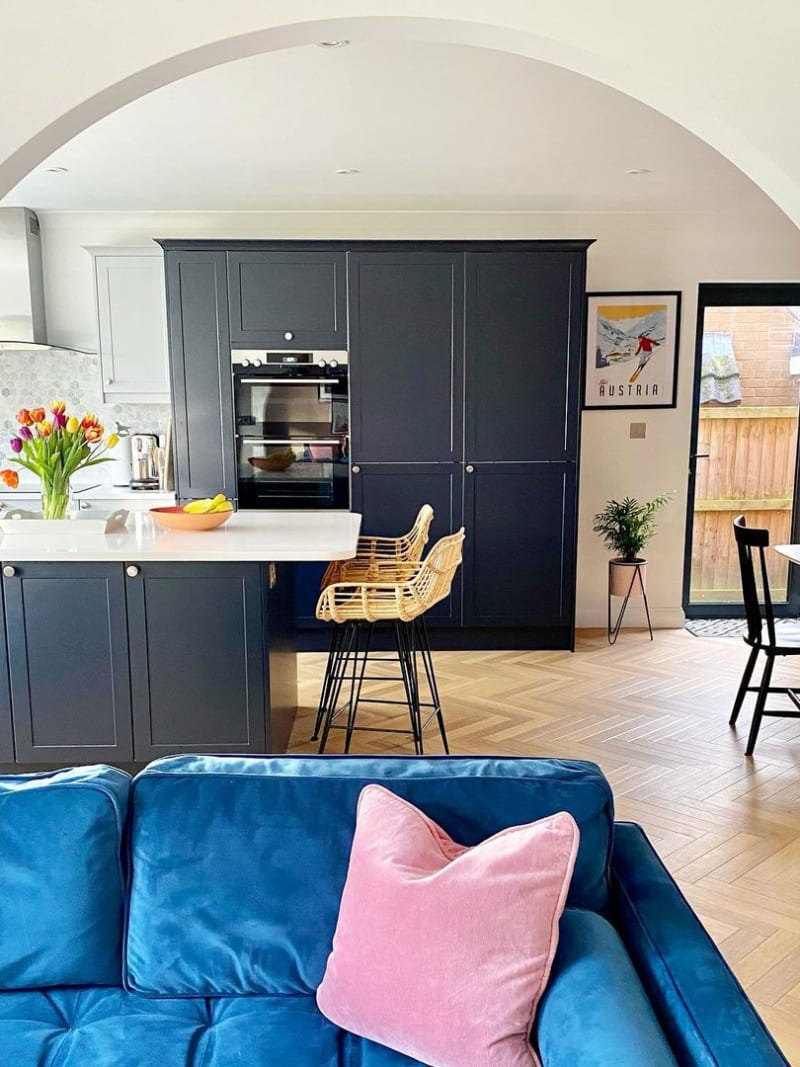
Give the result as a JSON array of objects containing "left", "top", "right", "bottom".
[{"left": 1, "top": 402, "right": 119, "bottom": 519}]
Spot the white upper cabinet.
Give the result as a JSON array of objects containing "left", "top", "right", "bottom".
[{"left": 88, "top": 247, "right": 169, "bottom": 402}]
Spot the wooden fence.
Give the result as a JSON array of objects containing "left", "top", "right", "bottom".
[{"left": 690, "top": 407, "right": 798, "bottom": 603}]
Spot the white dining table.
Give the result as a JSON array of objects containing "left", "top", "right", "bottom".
[{"left": 774, "top": 545, "right": 800, "bottom": 565}]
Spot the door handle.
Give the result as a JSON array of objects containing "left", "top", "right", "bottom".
[
  {"left": 2, "top": 565, "right": 16, "bottom": 578},
  {"left": 691, "top": 453, "right": 710, "bottom": 459},
  {"left": 126, "top": 565, "right": 140, "bottom": 578},
  {"left": 465, "top": 465, "right": 475, "bottom": 474}
]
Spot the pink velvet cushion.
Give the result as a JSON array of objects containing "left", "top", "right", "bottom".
[{"left": 316, "top": 785, "right": 580, "bottom": 1067}]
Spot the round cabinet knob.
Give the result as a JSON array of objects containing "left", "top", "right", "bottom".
[
  {"left": 352, "top": 465, "right": 361, "bottom": 474},
  {"left": 240, "top": 359, "right": 250, "bottom": 367},
  {"left": 126, "top": 565, "right": 140, "bottom": 578},
  {"left": 329, "top": 359, "right": 339, "bottom": 369},
  {"left": 2, "top": 565, "right": 16, "bottom": 578},
  {"left": 465, "top": 465, "right": 475, "bottom": 473},
  {"left": 252, "top": 358, "right": 262, "bottom": 368},
  {"left": 318, "top": 359, "right": 328, "bottom": 368},
  {"left": 284, "top": 331, "right": 294, "bottom": 341},
  {"left": 79, "top": 500, "right": 90, "bottom": 510}
]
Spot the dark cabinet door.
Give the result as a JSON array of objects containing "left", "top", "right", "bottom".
[
  {"left": 3, "top": 563, "right": 133, "bottom": 763},
  {"left": 461, "top": 463, "right": 577, "bottom": 628},
  {"left": 165, "top": 250, "right": 237, "bottom": 502},
  {"left": 228, "top": 250, "right": 347, "bottom": 349},
  {"left": 0, "top": 584, "right": 13, "bottom": 762},
  {"left": 349, "top": 252, "right": 464, "bottom": 463},
  {"left": 126, "top": 562, "right": 268, "bottom": 760},
  {"left": 351, "top": 463, "right": 463, "bottom": 623},
  {"left": 465, "top": 251, "right": 584, "bottom": 462}
]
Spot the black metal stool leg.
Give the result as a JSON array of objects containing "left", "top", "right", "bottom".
[
  {"left": 730, "top": 646, "right": 759, "bottom": 726},
  {"left": 745, "top": 653, "right": 774, "bottom": 757},
  {"left": 318, "top": 621, "right": 356, "bottom": 753},
  {"left": 395, "top": 621, "right": 422, "bottom": 754},
  {"left": 344, "top": 623, "right": 373, "bottom": 754},
  {"left": 312, "top": 624, "right": 342, "bottom": 741},
  {"left": 416, "top": 616, "right": 449, "bottom": 754}
]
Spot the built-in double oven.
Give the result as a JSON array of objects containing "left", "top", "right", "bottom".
[{"left": 232, "top": 351, "right": 350, "bottom": 510}]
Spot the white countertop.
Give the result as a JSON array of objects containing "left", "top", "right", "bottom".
[{"left": 0, "top": 510, "right": 362, "bottom": 563}]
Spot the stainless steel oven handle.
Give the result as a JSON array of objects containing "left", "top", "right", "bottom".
[
  {"left": 237, "top": 378, "right": 335, "bottom": 385},
  {"left": 238, "top": 438, "right": 342, "bottom": 445}
]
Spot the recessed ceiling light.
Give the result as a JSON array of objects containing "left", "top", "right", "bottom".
[
  {"left": 335, "top": 168, "right": 360, "bottom": 176},
  {"left": 625, "top": 168, "right": 652, "bottom": 175},
  {"left": 317, "top": 40, "right": 350, "bottom": 48},
  {"left": 46, "top": 166, "right": 69, "bottom": 174}
]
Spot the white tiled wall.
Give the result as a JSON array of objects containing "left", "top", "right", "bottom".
[{"left": 0, "top": 347, "right": 168, "bottom": 486}]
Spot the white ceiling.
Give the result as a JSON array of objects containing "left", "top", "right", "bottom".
[{"left": 1, "top": 41, "right": 771, "bottom": 213}]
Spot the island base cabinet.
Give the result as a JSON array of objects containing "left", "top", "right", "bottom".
[
  {"left": 126, "top": 562, "right": 273, "bottom": 761},
  {"left": 3, "top": 563, "right": 134, "bottom": 763},
  {"left": 0, "top": 585, "right": 13, "bottom": 762}
]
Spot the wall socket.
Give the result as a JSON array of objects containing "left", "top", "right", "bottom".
[{"left": 629, "top": 422, "right": 647, "bottom": 439}]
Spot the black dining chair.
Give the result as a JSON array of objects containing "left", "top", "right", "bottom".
[{"left": 730, "top": 515, "right": 800, "bottom": 755}]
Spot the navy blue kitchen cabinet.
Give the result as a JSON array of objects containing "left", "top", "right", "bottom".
[
  {"left": 3, "top": 563, "right": 134, "bottom": 763},
  {"left": 461, "top": 463, "right": 577, "bottom": 628},
  {"left": 348, "top": 251, "right": 464, "bottom": 463},
  {"left": 464, "top": 250, "right": 583, "bottom": 463},
  {"left": 0, "top": 583, "right": 13, "bottom": 762},
  {"left": 228, "top": 250, "right": 347, "bottom": 349},
  {"left": 350, "top": 463, "right": 463, "bottom": 624},
  {"left": 125, "top": 562, "right": 270, "bottom": 760},
  {"left": 161, "top": 248, "right": 237, "bottom": 502}
]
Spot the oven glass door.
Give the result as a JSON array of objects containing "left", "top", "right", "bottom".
[{"left": 234, "top": 374, "right": 350, "bottom": 509}]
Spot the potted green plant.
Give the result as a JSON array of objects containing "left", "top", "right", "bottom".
[{"left": 593, "top": 493, "right": 671, "bottom": 596}]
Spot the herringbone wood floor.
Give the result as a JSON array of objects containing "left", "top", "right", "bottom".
[{"left": 289, "top": 628, "right": 800, "bottom": 1062}]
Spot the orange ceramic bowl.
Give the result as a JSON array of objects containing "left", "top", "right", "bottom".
[{"left": 150, "top": 506, "right": 233, "bottom": 532}]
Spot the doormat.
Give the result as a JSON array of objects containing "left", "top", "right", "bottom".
[{"left": 685, "top": 617, "right": 800, "bottom": 637}]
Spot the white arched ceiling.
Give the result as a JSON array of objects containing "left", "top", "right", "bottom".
[{"left": 2, "top": 5, "right": 800, "bottom": 223}]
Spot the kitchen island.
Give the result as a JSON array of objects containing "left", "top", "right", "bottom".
[{"left": 0, "top": 510, "right": 360, "bottom": 768}]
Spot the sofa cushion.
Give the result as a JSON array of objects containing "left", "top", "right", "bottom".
[
  {"left": 126, "top": 755, "right": 613, "bottom": 996},
  {"left": 0, "top": 765, "right": 130, "bottom": 989},
  {"left": 535, "top": 909, "right": 678, "bottom": 1067},
  {"left": 317, "top": 785, "right": 579, "bottom": 1067},
  {"left": 0, "top": 989, "right": 342, "bottom": 1067}
]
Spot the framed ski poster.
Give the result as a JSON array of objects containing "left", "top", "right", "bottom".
[{"left": 583, "top": 291, "right": 681, "bottom": 409}]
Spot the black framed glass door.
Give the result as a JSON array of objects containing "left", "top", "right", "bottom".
[{"left": 683, "top": 284, "right": 800, "bottom": 617}]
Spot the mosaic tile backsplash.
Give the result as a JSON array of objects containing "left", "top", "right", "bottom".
[{"left": 0, "top": 348, "right": 169, "bottom": 485}]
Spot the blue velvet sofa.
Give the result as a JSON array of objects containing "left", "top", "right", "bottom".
[{"left": 0, "top": 755, "right": 788, "bottom": 1067}]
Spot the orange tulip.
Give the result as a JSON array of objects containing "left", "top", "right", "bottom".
[
  {"left": 81, "top": 413, "right": 100, "bottom": 430},
  {"left": 30, "top": 407, "right": 45, "bottom": 424},
  {"left": 0, "top": 469, "right": 19, "bottom": 489},
  {"left": 85, "top": 425, "right": 103, "bottom": 443},
  {"left": 16, "top": 408, "right": 33, "bottom": 426}
]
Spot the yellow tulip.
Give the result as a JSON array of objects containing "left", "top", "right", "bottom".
[
  {"left": 65, "top": 416, "right": 79, "bottom": 434},
  {"left": 106, "top": 433, "right": 119, "bottom": 449}
]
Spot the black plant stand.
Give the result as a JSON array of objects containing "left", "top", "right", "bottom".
[{"left": 607, "top": 561, "right": 653, "bottom": 645}]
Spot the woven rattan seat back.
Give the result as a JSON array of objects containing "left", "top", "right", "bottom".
[{"left": 321, "top": 504, "right": 434, "bottom": 586}]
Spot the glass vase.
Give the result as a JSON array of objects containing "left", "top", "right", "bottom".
[{"left": 41, "top": 480, "right": 71, "bottom": 520}]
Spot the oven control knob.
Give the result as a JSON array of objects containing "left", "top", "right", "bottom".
[
  {"left": 318, "top": 359, "right": 328, "bottom": 368},
  {"left": 329, "top": 359, "right": 339, "bottom": 369},
  {"left": 240, "top": 359, "right": 250, "bottom": 367},
  {"left": 252, "top": 359, "right": 262, "bottom": 367}
]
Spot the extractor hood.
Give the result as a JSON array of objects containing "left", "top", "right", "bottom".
[{"left": 0, "top": 207, "right": 93, "bottom": 352}]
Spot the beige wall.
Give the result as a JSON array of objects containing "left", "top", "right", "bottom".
[{"left": 36, "top": 206, "right": 800, "bottom": 628}]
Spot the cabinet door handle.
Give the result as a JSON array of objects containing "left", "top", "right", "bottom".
[
  {"left": 465, "top": 465, "right": 475, "bottom": 474},
  {"left": 126, "top": 565, "right": 140, "bottom": 578},
  {"left": 284, "top": 331, "right": 294, "bottom": 341},
  {"left": 104, "top": 378, "right": 113, "bottom": 386},
  {"left": 352, "top": 465, "right": 361, "bottom": 474},
  {"left": 2, "top": 565, "right": 16, "bottom": 578}
]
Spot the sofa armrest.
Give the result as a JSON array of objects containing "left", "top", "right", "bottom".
[{"left": 611, "top": 822, "right": 789, "bottom": 1067}]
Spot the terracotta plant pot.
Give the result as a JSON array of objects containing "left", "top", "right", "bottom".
[{"left": 609, "top": 558, "right": 647, "bottom": 597}]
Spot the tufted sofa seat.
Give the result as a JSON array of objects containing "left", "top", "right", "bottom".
[{"left": 0, "top": 756, "right": 790, "bottom": 1067}]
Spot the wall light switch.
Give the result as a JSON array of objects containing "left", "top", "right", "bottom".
[{"left": 629, "top": 422, "right": 647, "bottom": 440}]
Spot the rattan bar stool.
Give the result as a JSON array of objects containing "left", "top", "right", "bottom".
[
  {"left": 311, "top": 504, "right": 435, "bottom": 741},
  {"left": 314, "top": 528, "right": 465, "bottom": 755}
]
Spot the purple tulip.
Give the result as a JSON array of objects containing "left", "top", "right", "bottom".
[
  {"left": 17, "top": 425, "right": 32, "bottom": 440},
  {"left": 52, "top": 409, "right": 67, "bottom": 430},
  {"left": 9, "top": 437, "right": 22, "bottom": 453}
]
